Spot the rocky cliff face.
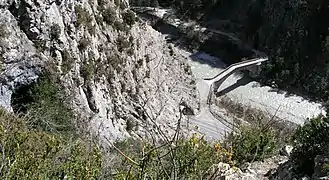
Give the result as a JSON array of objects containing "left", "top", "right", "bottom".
[{"left": 0, "top": 0, "right": 199, "bottom": 143}]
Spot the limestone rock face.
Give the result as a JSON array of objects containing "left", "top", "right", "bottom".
[{"left": 0, "top": 0, "right": 199, "bottom": 143}]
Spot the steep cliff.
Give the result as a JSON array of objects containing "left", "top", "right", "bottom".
[{"left": 0, "top": 0, "right": 199, "bottom": 143}]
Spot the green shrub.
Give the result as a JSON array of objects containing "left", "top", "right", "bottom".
[
  {"left": 24, "top": 76, "right": 74, "bottom": 134},
  {"left": 50, "top": 24, "right": 61, "bottom": 40},
  {"left": 97, "top": 0, "right": 105, "bottom": 7},
  {"left": 129, "top": 35, "right": 134, "bottom": 43},
  {"left": 112, "top": 134, "right": 233, "bottom": 179},
  {"left": 102, "top": 6, "right": 116, "bottom": 25},
  {"left": 116, "top": 36, "right": 130, "bottom": 52},
  {"left": 323, "top": 163, "right": 329, "bottom": 176},
  {"left": 145, "top": 54, "right": 151, "bottom": 62},
  {"left": 122, "top": 10, "right": 136, "bottom": 26},
  {"left": 78, "top": 37, "right": 90, "bottom": 51},
  {"left": 0, "top": 109, "right": 102, "bottom": 179},
  {"left": 224, "top": 123, "right": 279, "bottom": 166},
  {"left": 291, "top": 116, "right": 329, "bottom": 175},
  {"left": 87, "top": 24, "right": 96, "bottom": 35},
  {"left": 113, "top": 20, "right": 129, "bottom": 32},
  {"left": 127, "top": 47, "right": 134, "bottom": 56},
  {"left": 80, "top": 60, "right": 95, "bottom": 81},
  {"left": 33, "top": 39, "right": 47, "bottom": 51},
  {"left": 95, "top": 14, "right": 104, "bottom": 24},
  {"left": 119, "top": 1, "right": 127, "bottom": 9},
  {"left": 61, "top": 49, "right": 74, "bottom": 74},
  {"left": 114, "top": 0, "right": 120, "bottom": 6},
  {"left": 74, "top": 5, "right": 94, "bottom": 34},
  {"left": 108, "top": 53, "right": 123, "bottom": 71},
  {"left": 74, "top": 5, "right": 94, "bottom": 32},
  {"left": 75, "top": 5, "right": 89, "bottom": 27}
]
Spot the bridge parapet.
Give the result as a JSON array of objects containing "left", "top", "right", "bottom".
[{"left": 205, "top": 58, "right": 268, "bottom": 100}]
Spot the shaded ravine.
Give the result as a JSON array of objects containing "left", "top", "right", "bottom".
[{"left": 133, "top": 7, "right": 325, "bottom": 140}]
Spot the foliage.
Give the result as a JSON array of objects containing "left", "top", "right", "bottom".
[
  {"left": 23, "top": 76, "right": 74, "bottom": 134},
  {"left": 215, "top": 96, "right": 292, "bottom": 166},
  {"left": 80, "top": 60, "right": 95, "bottom": 82},
  {"left": 224, "top": 123, "right": 279, "bottom": 166},
  {"left": 116, "top": 36, "right": 130, "bottom": 52},
  {"left": 107, "top": 52, "right": 123, "bottom": 71},
  {"left": 75, "top": 5, "right": 92, "bottom": 28},
  {"left": 102, "top": 6, "right": 117, "bottom": 25},
  {"left": 50, "top": 24, "right": 61, "bottom": 40},
  {"left": 114, "top": 0, "right": 121, "bottom": 6},
  {"left": 122, "top": 10, "right": 136, "bottom": 26},
  {"left": 323, "top": 163, "right": 329, "bottom": 176},
  {"left": 291, "top": 116, "right": 329, "bottom": 175},
  {"left": 33, "top": 39, "right": 47, "bottom": 51},
  {"left": 87, "top": 24, "right": 96, "bottom": 35},
  {"left": 78, "top": 37, "right": 90, "bottom": 51},
  {"left": 61, "top": 49, "right": 75, "bottom": 74},
  {"left": 113, "top": 20, "right": 129, "bottom": 32},
  {"left": 0, "top": 109, "right": 102, "bottom": 179},
  {"left": 112, "top": 134, "right": 233, "bottom": 179},
  {"left": 119, "top": 1, "right": 127, "bottom": 9}
]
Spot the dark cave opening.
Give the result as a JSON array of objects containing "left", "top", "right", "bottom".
[{"left": 11, "top": 83, "right": 36, "bottom": 114}]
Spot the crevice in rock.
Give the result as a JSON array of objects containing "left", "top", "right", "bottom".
[
  {"left": 8, "top": 0, "right": 38, "bottom": 41},
  {"left": 82, "top": 84, "right": 99, "bottom": 113}
]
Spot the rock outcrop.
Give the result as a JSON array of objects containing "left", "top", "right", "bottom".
[{"left": 0, "top": 0, "right": 199, "bottom": 143}]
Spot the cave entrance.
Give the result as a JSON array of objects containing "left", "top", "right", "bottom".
[{"left": 11, "top": 83, "right": 36, "bottom": 115}]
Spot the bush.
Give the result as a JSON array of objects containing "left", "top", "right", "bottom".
[
  {"left": 61, "top": 49, "right": 75, "bottom": 74},
  {"left": 116, "top": 36, "right": 130, "bottom": 52},
  {"left": 33, "top": 39, "right": 47, "bottom": 51},
  {"left": 87, "top": 24, "right": 96, "bottom": 35},
  {"left": 122, "top": 10, "right": 136, "bottom": 26},
  {"left": 113, "top": 20, "right": 129, "bottom": 32},
  {"left": 114, "top": 0, "right": 120, "bottom": 6},
  {"left": 78, "top": 37, "right": 90, "bottom": 51},
  {"left": 112, "top": 134, "right": 233, "bottom": 179},
  {"left": 291, "top": 116, "right": 329, "bottom": 175},
  {"left": 50, "top": 24, "right": 61, "bottom": 40},
  {"left": 127, "top": 47, "right": 134, "bottom": 56},
  {"left": 119, "top": 1, "right": 127, "bottom": 9},
  {"left": 23, "top": 76, "right": 74, "bottom": 134},
  {"left": 80, "top": 60, "right": 95, "bottom": 81},
  {"left": 0, "top": 108, "right": 102, "bottom": 179},
  {"left": 102, "top": 6, "right": 116, "bottom": 25},
  {"left": 75, "top": 5, "right": 90, "bottom": 27},
  {"left": 224, "top": 123, "right": 279, "bottom": 166},
  {"left": 108, "top": 53, "right": 123, "bottom": 71}
]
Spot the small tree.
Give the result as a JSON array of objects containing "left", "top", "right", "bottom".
[
  {"left": 291, "top": 116, "right": 329, "bottom": 175},
  {"left": 122, "top": 10, "right": 136, "bottom": 26}
]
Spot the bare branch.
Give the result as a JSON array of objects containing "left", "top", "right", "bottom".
[{"left": 104, "top": 137, "right": 139, "bottom": 166}]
